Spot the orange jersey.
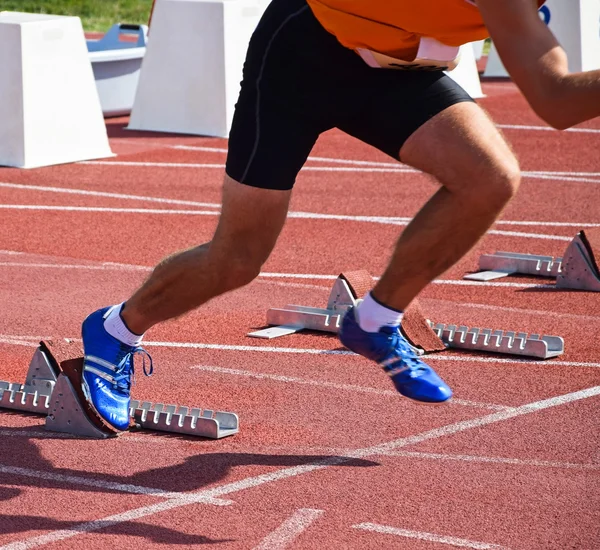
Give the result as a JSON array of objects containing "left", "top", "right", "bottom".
[{"left": 307, "top": 0, "right": 545, "bottom": 63}]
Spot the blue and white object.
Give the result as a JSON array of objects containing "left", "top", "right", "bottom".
[{"left": 87, "top": 24, "right": 148, "bottom": 117}]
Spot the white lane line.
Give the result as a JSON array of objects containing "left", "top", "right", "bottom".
[
  {"left": 431, "top": 279, "right": 545, "bottom": 288},
  {"left": 2, "top": 181, "right": 599, "bottom": 229},
  {"left": 255, "top": 279, "right": 331, "bottom": 291},
  {"left": 0, "top": 499, "right": 219, "bottom": 550},
  {"left": 5, "top": 385, "right": 599, "bottom": 549},
  {"left": 3, "top": 334, "right": 598, "bottom": 368},
  {"left": 352, "top": 523, "right": 508, "bottom": 549},
  {"left": 80, "top": 159, "right": 600, "bottom": 184},
  {"left": 190, "top": 364, "right": 509, "bottom": 411},
  {"left": 81, "top": 160, "right": 410, "bottom": 174},
  {"left": 0, "top": 337, "right": 39, "bottom": 347},
  {"left": 143, "top": 341, "right": 353, "bottom": 355},
  {"left": 0, "top": 204, "right": 577, "bottom": 243},
  {"left": 497, "top": 123, "right": 600, "bottom": 134},
  {"left": 426, "top": 354, "right": 600, "bottom": 369},
  {"left": 0, "top": 182, "right": 221, "bottom": 209},
  {"left": 378, "top": 450, "right": 600, "bottom": 471},
  {"left": 252, "top": 509, "right": 324, "bottom": 550},
  {"left": 0, "top": 205, "right": 220, "bottom": 216},
  {"left": 0, "top": 465, "right": 232, "bottom": 505},
  {"left": 523, "top": 174, "right": 600, "bottom": 185},
  {"left": 0, "top": 262, "right": 152, "bottom": 272},
  {"left": 486, "top": 229, "right": 571, "bottom": 241},
  {"left": 527, "top": 170, "right": 600, "bottom": 177},
  {"left": 0, "top": 261, "right": 550, "bottom": 290}
]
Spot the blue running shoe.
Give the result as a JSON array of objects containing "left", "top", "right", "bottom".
[
  {"left": 81, "top": 306, "right": 153, "bottom": 431},
  {"left": 339, "top": 306, "right": 452, "bottom": 404}
]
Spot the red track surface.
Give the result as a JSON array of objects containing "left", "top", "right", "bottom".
[{"left": 1, "top": 80, "right": 599, "bottom": 550}]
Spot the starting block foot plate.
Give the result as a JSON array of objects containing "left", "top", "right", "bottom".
[
  {"left": 1, "top": 341, "right": 240, "bottom": 439},
  {"left": 249, "top": 271, "right": 564, "bottom": 360},
  {"left": 466, "top": 229, "right": 600, "bottom": 291}
]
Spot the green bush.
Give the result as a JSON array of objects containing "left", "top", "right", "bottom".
[{"left": 0, "top": 0, "right": 153, "bottom": 32}]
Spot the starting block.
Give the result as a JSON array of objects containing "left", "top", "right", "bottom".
[
  {"left": 465, "top": 229, "right": 600, "bottom": 292},
  {"left": 0, "top": 340, "right": 239, "bottom": 439},
  {"left": 248, "top": 271, "right": 564, "bottom": 359}
]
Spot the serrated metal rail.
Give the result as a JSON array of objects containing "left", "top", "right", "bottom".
[
  {"left": 430, "top": 323, "right": 564, "bottom": 359},
  {"left": 1, "top": 346, "right": 239, "bottom": 439}
]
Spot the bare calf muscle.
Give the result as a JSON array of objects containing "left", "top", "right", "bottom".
[{"left": 373, "top": 102, "right": 520, "bottom": 310}]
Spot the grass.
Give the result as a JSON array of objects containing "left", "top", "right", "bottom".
[{"left": 0, "top": 0, "right": 154, "bottom": 32}]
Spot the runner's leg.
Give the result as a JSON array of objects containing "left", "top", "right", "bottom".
[{"left": 372, "top": 101, "right": 520, "bottom": 309}]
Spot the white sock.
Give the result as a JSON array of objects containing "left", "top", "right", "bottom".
[
  {"left": 356, "top": 292, "right": 403, "bottom": 333},
  {"left": 103, "top": 302, "right": 143, "bottom": 346}
]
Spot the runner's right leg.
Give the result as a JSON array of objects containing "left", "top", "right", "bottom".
[{"left": 81, "top": 0, "right": 328, "bottom": 430}]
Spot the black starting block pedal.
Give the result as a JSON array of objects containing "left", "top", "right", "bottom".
[
  {"left": 465, "top": 229, "right": 600, "bottom": 291},
  {"left": 0, "top": 340, "right": 239, "bottom": 439},
  {"left": 248, "top": 271, "right": 564, "bottom": 359}
]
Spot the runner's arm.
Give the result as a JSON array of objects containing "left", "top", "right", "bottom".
[{"left": 477, "top": 0, "right": 600, "bottom": 129}]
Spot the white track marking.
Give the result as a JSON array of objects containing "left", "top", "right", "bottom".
[
  {"left": 79, "top": 159, "right": 600, "bottom": 184},
  {"left": 190, "top": 365, "right": 509, "bottom": 411},
  {"left": 254, "top": 279, "right": 331, "bottom": 291},
  {"left": 0, "top": 182, "right": 221, "bottom": 208},
  {"left": 527, "top": 170, "right": 600, "bottom": 177},
  {"left": 252, "top": 509, "right": 324, "bottom": 550},
  {"left": 2, "top": 181, "right": 599, "bottom": 229},
  {"left": 0, "top": 261, "right": 548, "bottom": 288},
  {"left": 377, "top": 450, "right": 600, "bottom": 471},
  {"left": 0, "top": 499, "right": 221, "bottom": 550},
  {"left": 426, "top": 353, "right": 600, "bottom": 369},
  {"left": 3, "top": 333, "right": 599, "bottom": 368},
  {"left": 0, "top": 205, "right": 221, "bottom": 216},
  {"left": 497, "top": 123, "right": 600, "bottom": 134},
  {"left": 6, "top": 385, "right": 598, "bottom": 549},
  {"left": 431, "top": 279, "right": 545, "bottom": 288},
  {"left": 0, "top": 465, "right": 232, "bottom": 505},
  {"left": 142, "top": 341, "right": 353, "bottom": 355},
  {"left": 486, "top": 229, "right": 571, "bottom": 241},
  {"left": 0, "top": 204, "right": 579, "bottom": 243},
  {"left": 523, "top": 174, "right": 600, "bottom": 185},
  {"left": 352, "top": 523, "right": 508, "bottom": 549},
  {"left": 81, "top": 160, "right": 411, "bottom": 174},
  {"left": 0, "top": 337, "right": 39, "bottom": 347},
  {"left": 0, "top": 262, "right": 152, "bottom": 272}
]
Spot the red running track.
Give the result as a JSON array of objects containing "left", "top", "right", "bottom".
[{"left": 0, "top": 81, "right": 599, "bottom": 550}]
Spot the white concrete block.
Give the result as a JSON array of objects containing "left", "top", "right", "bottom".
[
  {"left": 484, "top": 0, "right": 600, "bottom": 77},
  {"left": 128, "top": 0, "right": 270, "bottom": 138},
  {"left": 0, "top": 12, "right": 113, "bottom": 168}
]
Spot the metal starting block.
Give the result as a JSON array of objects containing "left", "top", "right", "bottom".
[
  {"left": 0, "top": 341, "right": 239, "bottom": 439},
  {"left": 428, "top": 323, "right": 563, "bottom": 359},
  {"left": 465, "top": 229, "right": 600, "bottom": 291},
  {"left": 248, "top": 271, "right": 372, "bottom": 339},
  {"left": 248, "top": 271, "right": 564, "bottom": 359}
]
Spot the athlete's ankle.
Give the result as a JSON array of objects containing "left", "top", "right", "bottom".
[
  {"left": 104, "top": 302, "right": 144, "bottom": 346},
  {"left": 356, "top": 292, "right": 404, "bottom": 333}
]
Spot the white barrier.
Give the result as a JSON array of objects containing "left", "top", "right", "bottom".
[
  {"left": 0, "top": 12, "right": 113, "bottom": 168},
  {"left": 484, "top": 0, "right": 600, "bottom": 77},
  {"left": 446, "top": 43, "right": 484, "bottom": 99},
  {"left": 128, "top": 0, "right": 270, "bottom": 138}
]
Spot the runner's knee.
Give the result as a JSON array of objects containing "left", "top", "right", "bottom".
[{"left": 483, "top": 156, "right": 521, "bottom": 207}]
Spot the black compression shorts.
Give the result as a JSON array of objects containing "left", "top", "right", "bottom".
[{"left": 225, "top": 0, "right": 474, "bottom": 191}]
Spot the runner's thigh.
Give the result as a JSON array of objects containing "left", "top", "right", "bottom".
[{"left": 336, "top": 70, "right": 474, "bottom": 162}]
